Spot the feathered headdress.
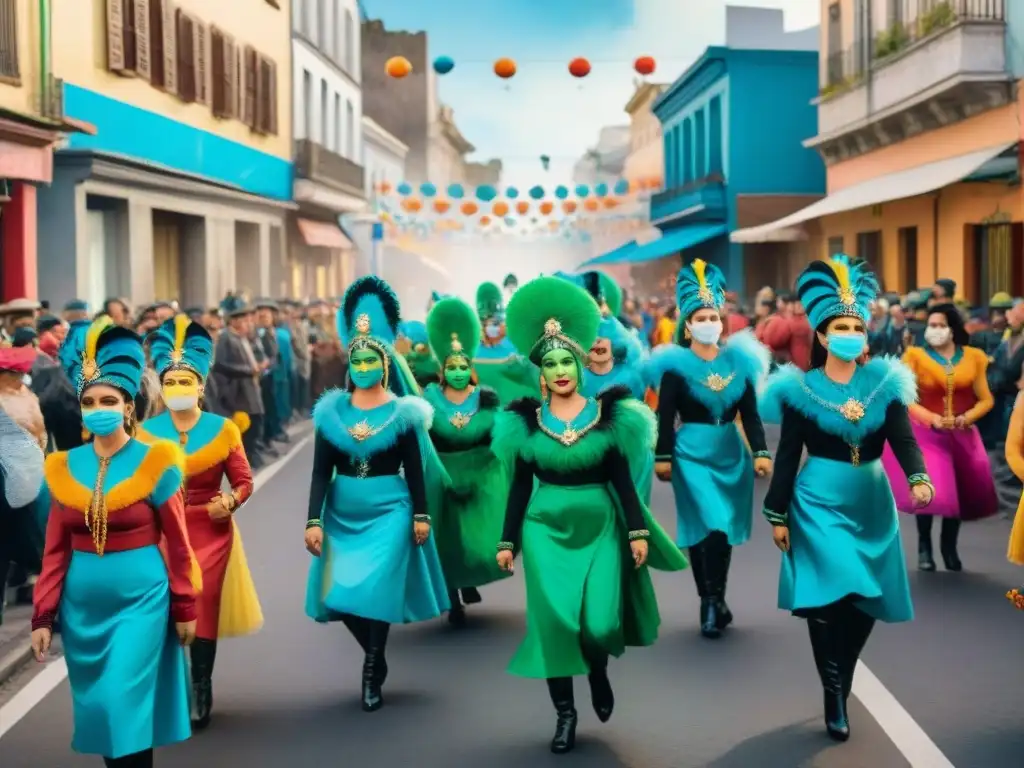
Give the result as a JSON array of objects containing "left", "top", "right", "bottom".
[
  {"left": 676, "top": 259, "right": 726, "bottom": 320},
  {"left": 427, "top": 297, "right": 481, "bottom": 364},
  {"left": 148, "top": 314, "right": 214, "bottom": 379},
  {"left": 796, "top": 254, "right": 879, "bottom": 331},
  {"left": 506, "top": 277, "right": 600, "bottom": 365},
  {"left": 60, "top": 315, "right": 146, "bottom": 399},
  {"left": 475, "top": 282, "right": 504, "bottom": 321}
]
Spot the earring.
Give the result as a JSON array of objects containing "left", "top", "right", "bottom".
[
  {"left": 539, "top": 375, "right": 548, "bottom": 400},
  {"left": 683, "top": 326, "right": 692, "bottom": 341}
]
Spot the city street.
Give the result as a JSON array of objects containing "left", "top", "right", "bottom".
[{"left": 1, "top": 429, "right": 1022, "bottom": 767}]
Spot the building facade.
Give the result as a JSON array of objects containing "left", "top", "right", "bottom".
[
  {"left": 38, "top": 0, "right": 293, "bottom": 311},
  {"left": 291, "top": 0, "right": 364, "bottom": 300},
  {"left": 427, "top": 105, "right": 473, "bottom": 187},
  {"left": 464, "top": 158, "right": 501, "bottom": 188},
  {"left": 734, "top": 0, "right": 1021, "bottom": 302},
  {"left": 623, "top": 82, "right": 666, "bottom": 188},
  {"left": 0, "top": 0, "right": 93, "bottom": 301}
]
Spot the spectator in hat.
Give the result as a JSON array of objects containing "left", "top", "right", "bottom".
[
  {"left": 101, "top": 297, "right": 131, "bottom": 327},
  {"left": 0, "top": 298, "right": 42, "bottom": 343},
  {"left": 35, "top": 314, "right": 63, "bottom": 358},
  {"left": 253, "top": 298, "right": 288, "bottom": 445},
  {"left": 11, "top": 327, "right": 37, "bottom": 349},
  {"left": 929, "top": 278, "right": 956, "bottom": 308},
  {"left": 970, "top": 292, "right": 1014, "bottom": 358},
  {"left": 202, "top": 307, "right": 224, "bottom": 340},
  {"left": 62, "top": 299, "right": 89, "bottom": 323}
]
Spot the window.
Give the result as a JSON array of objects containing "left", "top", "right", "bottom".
[
  {"left": 192, "top": 18, "right": 208, "bottom": 105},
  {"left": 334, "top": 93, "right": 341, "bottom": 152},
  {"left": 682, "top": 118, "right": 693, "bottom": 183},
  {"left": 320, "top": 79, "right": 328, "bottom": 144},
  {"left": 694, "top": 109, "right": 706, "bottom": 178},
  {"left": 856, "top": 230, "right": 881, "bottom": 274},
  {"left": 256, "top": 54, "right": 278, "bottom": 134},
  {"left": 708, "top": 96, "right": 722, "bottom": 174},
  {"left": 663, "top": 129, "right": 675, "bottom": 187},
  {"left": 317, "top": 0, "right": 326, "bottom": 49},
  {"left": 346, "top": 99, "right": 354, "bottom": 158},
  {"left": 0, "top": 0, "right": 20, "bottom": 80},
  {"left": 302, "top": 69, "right": 312, "bottom": 138},
  {"left": 243, "top": 46, "right": 258, "bottom": 127},
  {"left": 827, "top": 236, "right": 844, "bottom": 256},
  {"left": 301, "top": 0, "right": 310, "bottom": 38},
  {"left": 887, "top": 0, "right": 902, "bottom": 27},
  {"left": 210, "top": 27, "right": 237, "bottom": 118},
  {"left": 898, "top": 227, "right": 918, "bottom": 292},
  {"left": 344, "top": 10, "right": 353, "bottom": 74},
  {"left": 175, "top": 10, "right": 196, "bottom": 102},
  {"left": 826, "top": 2, "right": 842, "bottom": 85},
  {"left": 332, "top": 0, "right": 339, "bottom": 60},
  {"left": 147, "top": 0, "right": 167, "bottom": 89}
]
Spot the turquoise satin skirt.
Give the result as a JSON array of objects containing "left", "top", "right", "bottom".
[
  {"left": 305, "top": 474, "right": 450, "bottom": 624},
  {"left": 778, "top": 457, "right": 913, "bottom": 623},
  {"left": 670, "top": 423, "right": 753, "bottom": 548},
  {"left": 62, "top": 545, "right": 190, "bottom": 758}
]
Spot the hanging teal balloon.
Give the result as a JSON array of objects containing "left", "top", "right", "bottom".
[
  {"left": 448, "top": 183, "right": 464, "bottom": 199},
  {"left": 595, "top": 183, "right": 608, "bottom": 197},
  {"left": 554, "top": 185, "right": 569, "bottom": 199},
  {"left": 528, "top": 185, "right": 544, "bottom": 200},
  {"left": 575, "top": 184, "right": 589, "bottom": 197},
  {"left": 613, "top": 179, "right": 629, "bottom": 195},
  {"left": 433, "top": 56, "right": 454, "bottom": 75},
  {"left": 419, "top": 182, "right": 437, "bottom": 197},
  {"left": 506, "top": 186, "right": 519, "bottom": 199},
  {"left": 476, "top": 184, "right": 497, "bottom": 202},
  {"left": 397, "top": 182, "right": 412, "bottom": 196}
]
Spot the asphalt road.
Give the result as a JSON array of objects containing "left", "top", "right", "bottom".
[{"left": 2, "top": 431, "right": 1023, "bottom": 767}]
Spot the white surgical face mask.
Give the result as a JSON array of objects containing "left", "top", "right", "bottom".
[
  {"left": 163, "top": 393, "right": 199, "bottom": 411},
  {"left": 924, "top": 326, "right": 951, "bottom": 348},
  {"left": 21, "top": 374, "right": 31, "bottom": 387},
  {"left": 688, "top": 320, "right": 723, "bottom": 346},
  {"left": 485, "top": 323, "right": 501, "bottom": 339}
]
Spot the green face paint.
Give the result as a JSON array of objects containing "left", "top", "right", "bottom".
[
  {"left": 444, "top": 356, "right": 472, "bottom": 390},
  {"left": 541, "top": 349, "right": 579, "bottom": 395},
  {"left": 350, "top": 348, "right": 384, "bottom": 389}
]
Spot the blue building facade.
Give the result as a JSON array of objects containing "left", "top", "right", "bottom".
[{"left": 650, "top": 46, "right": 824, "bottom": 297}]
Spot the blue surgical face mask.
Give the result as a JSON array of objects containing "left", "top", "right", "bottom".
[
  {"left": 82, "top": 408, "right": 125, "bottom": 436},
  {"left": 826, "top": 332, "right": 866, "bottom": 362},
  {"left": 350, "top": 366, "right": 384, "bottom": 390}
]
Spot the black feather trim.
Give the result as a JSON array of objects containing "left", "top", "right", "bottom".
[
  {"left": 342, "top": 275, "right": 402, "bottom": 336},
  {"left": 594, "top": 386, "right": 632, "bottom": 428},
  {"left": 478, "top": 387, "right": 501, "bottom": 410}
]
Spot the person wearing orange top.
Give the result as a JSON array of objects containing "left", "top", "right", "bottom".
[
  {"left": 1005, "top": 391, "right": 1024, "bottom": 565},
  {"left": 882, "top": 303, "right": 997, "bottom": 572}
]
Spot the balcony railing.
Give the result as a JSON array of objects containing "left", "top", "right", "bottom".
[
  {"left": 650, "top": 173, "right": 727, "bottom": 223},
  {"left": 294, "top": 139, "right": 365, "bottom": 195}
]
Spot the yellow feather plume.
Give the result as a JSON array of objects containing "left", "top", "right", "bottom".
[
  {"left": 827, "top": 257, "right": 852, "bottom": 295},
  {"left": 692, "top": 259, "right": 708, "bottom": 291},
  {"left": 231, "top": 411, "right": 251, "bottom": 434},
  {"left": 84, "top": 315, "right": 114, "bottom": 363},
  {"left": 173, "top": 313, "right": 190, "bottom": 355}
]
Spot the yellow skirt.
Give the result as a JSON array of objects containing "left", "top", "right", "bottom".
[{"left": 217, "top": 523, "right": 264, "bottom": 638}]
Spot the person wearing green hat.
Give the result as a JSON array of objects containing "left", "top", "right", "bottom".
[
  {"left": 396, "top": 320, "right": 440, "bottom": 389},
  {"left": 423, "top": 296, "right": 510, "bottom": 624},
  {"left": 472, "top": 281, "right": 538, "bottom": 404},
  {"left": 492, "top": 276, "right": 686, "bottom": 754}
]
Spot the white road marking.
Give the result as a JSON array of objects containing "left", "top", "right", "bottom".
[
  {"left": 853, "top": 660, "right": 957, "bottom": 767},
  {"left": 0, "top": 433, "right": 313, "bottom": 741}
]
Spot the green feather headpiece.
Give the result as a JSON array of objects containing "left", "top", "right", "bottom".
[
  {"left": 506, "top": 276, "right": 600, "bottom": 365},
  {"left": 427, "top": 297, "right": 480, "bottom": 364},
  {"left": 599, "top": 272, "right": 623, "bottom": 317},
  {"left": 475, "top": 282, "right": 503, "bottom": 320}
]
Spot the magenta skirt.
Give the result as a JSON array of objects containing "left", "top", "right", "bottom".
[{"left": 882, "top": 422, "right": 997, "bottom": 520}]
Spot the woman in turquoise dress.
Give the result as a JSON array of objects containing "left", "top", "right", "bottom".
[
  {"left": 492, "top": 276, "right": 687, "bottom": 754},
  {"left": 422, "top": 296, "right": 509, "bottom": 624},
  {"left": 304, "top": 275, "right": 450, "bottom": 712},
  {"left": 32, "top": 317, "right": 199, "bottom": 767},
  {"left": 760, "top": 255, "right": 934, "bottom": 742},
  {"left": 648, "top": 259, "right": 772, "bottom": 639}
]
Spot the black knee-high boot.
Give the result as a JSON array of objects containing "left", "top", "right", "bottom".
[
  {"left": 461, "top": 586, "right": 482, "bottom": 604},
  {"left": 940, "top": 518, "right": 962, "bottom": 571},
  {"left": 807, "top": 611, "right": 850, "bottom": 741},
  {"left": 341, "top": 613, "right": 370, "bottom": 652},
  {"left": 546, "top": 677, "right": 577, "bottom": 754},
  {"left": 103, "top": 749, "right": 153, "bottom": 767},
  {"left": 711, "top": 532, "right": 734, "bottom": 630},
  {"left": 447, "top": 589, "right": 466, "bottom": 626},
  {"left": 689, "top": 538, "right": 720, "bottom": 638},
  {"left": 361, "top": 620, "right": 390, "bottom": 712},
  {"left": 916, "top": 515, "right": 935, "bottom": 571},
  {"left": 584, "top": 649, "right": 613, "bottom": 722},
  {"left": 841, "top": 605, "right": 875, "bottom": 700},
  {"left": 190, "top": 638, "right": 217, "bottom": 730}
]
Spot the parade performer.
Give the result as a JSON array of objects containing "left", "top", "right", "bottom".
[
  {"left": 396, "top": 319, "right": 439, "bottom": 390},
  {"left": 649, "top": 259, "right": 771, "bottom": 639},
  {"left": 576, "top": 271, "right": 647, "bottom": 399},
  {"left": 492, "top": 276, "right": 687, "bottom": 754},
  {"left": 423, "top": 296, "right": 509, "bottom": 624},
  {"left": 31, "top": 317, "right": 200, "bottom": 767},
  {"left": 138, "top": 315, "right": 261, "bottom": 730},
  {"left": 304, "top": 275, "right": 449, "bottom": 713},
  {"left": 1005, "top": 392, "right": 1024, "bottom": 608},
  {"left": 472, "top": 281, "right": 537, "bottom": 404},
  {"left": 760, "top": 255, "right": 932, "bottom": 742},
  {"left": 882, "top": 301, "right": 996, "bottom": 571}
]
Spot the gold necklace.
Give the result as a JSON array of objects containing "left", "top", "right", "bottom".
[
  {"left": 536, "top": 402, "right": 602, "bottom": 446},
  {"left": 86, "top": 457, "right": 112, "bottom": 555}
]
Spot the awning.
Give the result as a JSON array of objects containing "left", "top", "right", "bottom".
[
  {"left": 580, "top": 223, "right": 727, "bottom": 267},
  {"left": 731, "top": 142, "right": 1016, "bottom": 243},
  {"left": 296, "top": 218, "right": 353, "bottom": 249}
]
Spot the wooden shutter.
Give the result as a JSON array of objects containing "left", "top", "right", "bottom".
[
  {"left": 254, "top": 54, "right": 266, "bottom": 133},
  {"left": 123, "top": 0, "right": 137, "bottom": 72},
  {"left": 193, "top": 20, "right": 208, "bottom": 105},
  {"left": 161, "top": 0, "right": 177, "bottom": 94},
  {"left": 223, "top": 35, "right": 237, "bottom": 118},
  {"left": 107, "top": 0, "right": 126, "bottom": 72},
  {"left": 175, "top": 9, "right": 195, "bottom": 102},
  {"left": 265, "top": 57, "right": 278, "bottom": 135},
  {"left": 243, "top": 46, "right": 257, "bottom": 128},
  {"left": 234, "top": 45, "right": 243, "bottom": 119},
  {"left": 134, "top": 0, "right": 151, "bottom": 80},
  {"left": 147, "top": 0, "right": 164, "bottom": 86},
  {"left": 210, "top": 27, "right": 224, "bottom": 116}
]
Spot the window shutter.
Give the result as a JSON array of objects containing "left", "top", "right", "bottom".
[
  {"left": 223, "top": 35, "right": 237, "bottom": 119},
  {"left": 209, "top": 27, "right": 224, "bottom": 116},
  {"left": 193, "top": 20, "right": 208, "bottom": 105},
  {"left": 161, "top": 0, "right": 176, "bottom": 93},
  {"left": 234, "top": 45, "right": 243, "bottom": 120},
  {"left": 175, "top": 9, "right": 194, "bottom": 102},
  {"left": 107, "top": 0, "right": 125, "bottom": 72},
  {"left": 134, "top": 0, "right": 151, "bottom": 80},
  {"left": 254, "top": 55, "right": 266, "bottom": 133},
  {"left": 243, "top": 46, "right": 257, "bottom": 128},
  {"left": 267, "top": 58, "right": 278, "bottom": 135}
]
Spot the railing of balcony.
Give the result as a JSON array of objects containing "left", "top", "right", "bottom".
[
  {"left": 652, "top": 173, "right": 726, "bottom": 207},
  {"left": 294, "top": 139, "right": 365, "bottom": 193},
  {"left": 821, "top": 47, "right": 868, "bottom": 98},
  {"left": 873, "top": 0, "right": 1004, "bottom": 61}
]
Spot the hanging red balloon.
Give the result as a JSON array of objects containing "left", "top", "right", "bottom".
[
  {"left": 634, "top": 56, "right": 656, "bottom": 76},
  {"left": 568, "top": 57, "right": 591, "bottom": 78}
]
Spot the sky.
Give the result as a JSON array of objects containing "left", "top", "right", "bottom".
[{"left": 360, "top": 0, "right": 821, "bottom": 188}]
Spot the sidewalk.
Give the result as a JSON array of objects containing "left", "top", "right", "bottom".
[{"left": 0, "top": 602, "right": 32, "bottom": 686}]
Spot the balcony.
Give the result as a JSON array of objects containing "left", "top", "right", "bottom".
[
  {"left": 293, "top": 139, "right": 365, "bottom": 198},
  {"left": 650, "top": 174, "right": 727, "bottom": 224},
  {"left": 810, "top": 0, "right": 1011, "bottom": 163}
]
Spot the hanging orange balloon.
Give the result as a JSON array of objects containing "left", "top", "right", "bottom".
[
  {"left": 378, "top": 181, "right": 392, "bottom": 194},
  {"left": 434, "top": 200, "right": 450, "bottom": 214},
  {"left": 480, "top": 215, "right": 491, "bottom": 226},
  {"left": 516, "top": 201, "right": 530, "bottom": 215},
  {"left": 568, "top": 57, "right": 591, "bottom": 78},
  {"left": 562, "top": 200, "right": 577, "bottom": 214},
  {"left": 584, "top": 199, "right": 600, "bottom": 212},
  {"left": 461, "top": 201, "right": 478, "bottom": 215},
  {"left": 634, "top": 56, "right": 656, "bottom": 76},
  {"left": 386, "top": 56, "right": 412, "bottom": 78},
  {"left": 492, "top": 201, "right": 509, "bottom": 217},
  {"left": 401, "top": 197, "right": 422, "bottom": 212},
  {"left": 602, "top": 197, "right": 619, "bottom": 209},
  {"left": 494, "top": 58, "right": 517, "bottom": 79},
  {"left": 539, "top": 201, "right": 554, "bottom": 215}
]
